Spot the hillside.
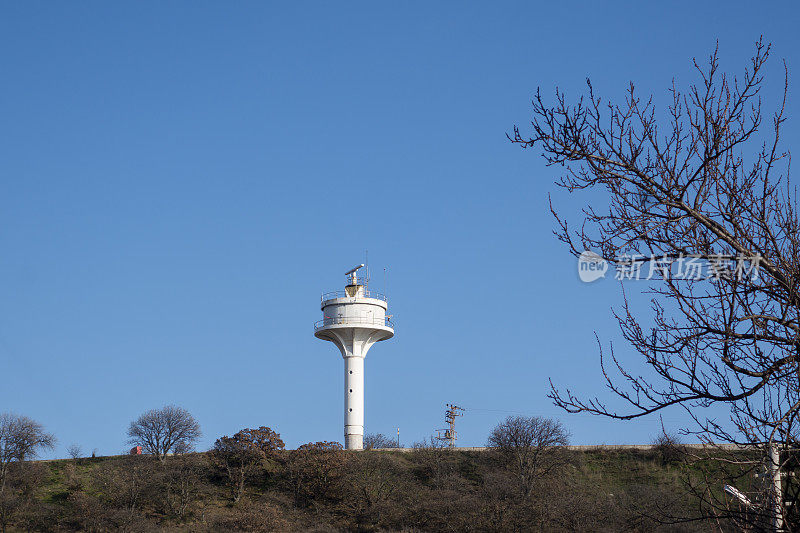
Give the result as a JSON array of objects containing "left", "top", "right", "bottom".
[{"left": 1, "top": 446, "right": 725, "bottom": 532}]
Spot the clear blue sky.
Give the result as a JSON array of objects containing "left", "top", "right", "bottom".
[{"left": 1, "top": 2, "right": 798, "bottom": 458}]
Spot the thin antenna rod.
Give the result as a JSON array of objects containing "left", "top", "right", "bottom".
[{"left": 384, "top": 267, "right": 387, "bottom": 299}]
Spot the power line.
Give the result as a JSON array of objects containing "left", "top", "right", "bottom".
[
  {"left": 462, "top": 407, "right": 535, "bottom": 416},
  {"left": 462, "top": 406, "right": 686, "bottom": 423}
]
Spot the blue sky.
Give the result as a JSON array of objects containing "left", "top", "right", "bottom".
[{"left": 1, "top": 2, "right": 798, "bottom": 458}]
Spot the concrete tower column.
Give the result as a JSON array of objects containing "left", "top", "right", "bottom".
[{"left": 344, "top": 355, "right": 364, "bottom": 449}]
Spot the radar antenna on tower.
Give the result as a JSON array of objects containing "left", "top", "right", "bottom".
[{"left": 344, "top": 264, "right": 366, "bottom": 297}]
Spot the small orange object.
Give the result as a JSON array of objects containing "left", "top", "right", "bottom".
[{"left": 129, "top": 446, "right": 142, "bottom": 455}]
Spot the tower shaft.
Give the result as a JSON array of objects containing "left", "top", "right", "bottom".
[
  {"left": 344, "top": 354, "right": 364, "bottom": 449},
  {"left": 319, "top": 326, "right": 386, "bottom": 449}
]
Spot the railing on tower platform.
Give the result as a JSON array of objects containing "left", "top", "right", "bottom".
[
  {"left": 314, "top": 315, "right": 394, "bottom": 331},
  {"left": 321, "top": 289, "right": 388, "bottom": 302}
]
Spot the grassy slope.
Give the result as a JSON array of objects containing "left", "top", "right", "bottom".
[{"left": 25, "top": 448, "right": 716, "bottom": 532}]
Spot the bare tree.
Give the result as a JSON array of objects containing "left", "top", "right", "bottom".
[
  {"left": 127, "top": 405, "right": 201, "bottom": 462},
  {"left": 363, "top": 433, "right": 400, "bottom": 450},
  {"left": 0, "top": 413, "right": 55, "bottom": 495},
  {"left": 651, "top": 430, "right": 686, "bottom": 465},
  {"left": 488, "top": 416, "right": 569, "bottom": 498},
  {"left": 92, "top": 455, "right": 156, "bottom": 523},
  {"left": 155, "top": 455, "right": 206, "bottom": 519},
  {"left": 67, "top": 444, "right": 82, "bottom": 461},
  {"left": 510, "top": 38, "right": 799, "bottom": 528},
  {"left": 0, "top": 414, "right": 55, "bottom": 533}
]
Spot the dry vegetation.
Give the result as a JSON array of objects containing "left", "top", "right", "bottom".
[
  {"left": 0, "top": 413, "right": 747, "bottom": 531},
  {"left": 0, "top": 446, "right": 727, "bottom": 532}
]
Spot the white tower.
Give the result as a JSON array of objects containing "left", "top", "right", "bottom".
[{"left": 314, "top": 264, "right": 394, "bottom": 450}]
